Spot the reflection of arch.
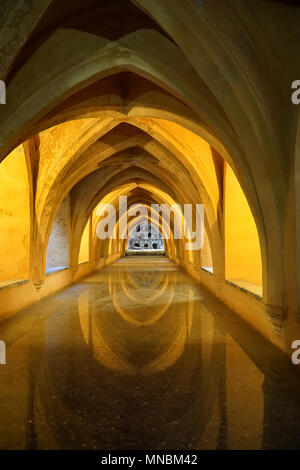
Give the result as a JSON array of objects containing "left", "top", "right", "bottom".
[
  {"left": 111, "top": 289, "right": 174, "bottom": 328},
  {"left": 109, "top": 270, "right": 174, "bottom": 327},
  {"left": 70, "top": 264, "right": 232, "bottom": 446},
  {"left": 78, "top": 268, "right": 186, "bottom": 372},
  {"left": 120, "top": 271, "right": 168, "bottom": 300}
]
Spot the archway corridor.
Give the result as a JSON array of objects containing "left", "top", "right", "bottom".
[{"left": 0, "top": 0, "right": 300, "bottom": 452}]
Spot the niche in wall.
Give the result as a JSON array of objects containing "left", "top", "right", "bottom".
[
  {"left": 46, "top": 196, "right": 70, "bottom": 274},
  {"left": 78, "top": 219, "right": 90, "bottom": 264}
]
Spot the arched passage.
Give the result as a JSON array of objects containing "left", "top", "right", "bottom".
[
  {"left": 0, "top": 0, "right": 296, "bottom": 351},
  {"left": 0, "top": 0, "right": 300, "bottom": 452}
]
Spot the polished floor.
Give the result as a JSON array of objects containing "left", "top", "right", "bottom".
[{"left": 0, "top": 257, "right": 300, "bottom": 450}]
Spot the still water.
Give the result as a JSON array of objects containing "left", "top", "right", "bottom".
[{"left": 0, "top": 257, "right": 300, "bottom": 450}]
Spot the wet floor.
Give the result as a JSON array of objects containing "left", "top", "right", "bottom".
[{"left": 0, "top": 257, "right": 300, "bottom": 450}]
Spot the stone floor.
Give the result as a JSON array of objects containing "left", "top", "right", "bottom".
[{"left": 0, "top": 257, "right": 300, "bottom": 450}]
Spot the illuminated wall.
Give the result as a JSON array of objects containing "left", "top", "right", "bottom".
[
  {"left": 224, "top": 164, "right": 262, "bottom": 286},
  {"left": 0, "top": 146, "right": 30, "bottom": 282},
  {"left": 78, "top": 219, "right": 90, "bottom": 264}
]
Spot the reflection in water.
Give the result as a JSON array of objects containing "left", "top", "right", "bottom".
[{"left": 0, "top": 257, "right": 300, "bottom": 449}]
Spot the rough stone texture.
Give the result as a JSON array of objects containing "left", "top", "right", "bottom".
[{"left": 0, "top": 0, "right": 53, "bottom": 80}]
